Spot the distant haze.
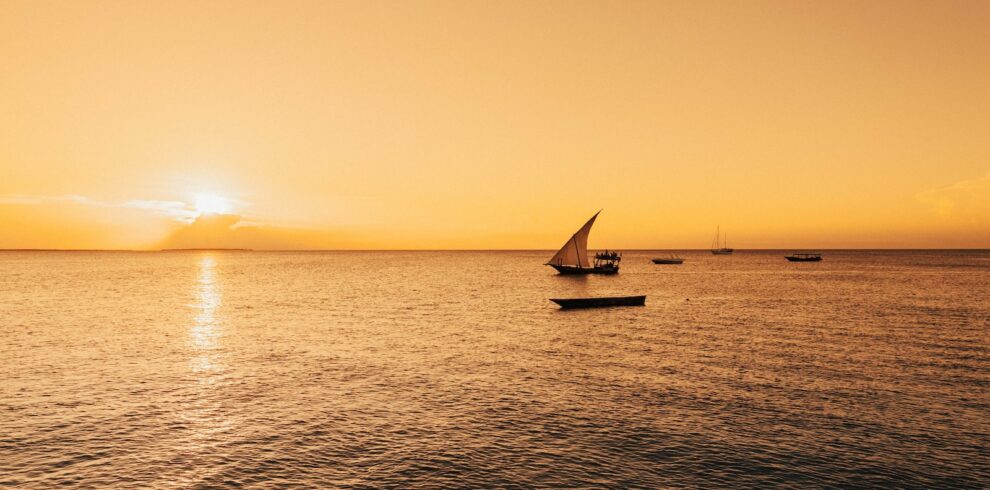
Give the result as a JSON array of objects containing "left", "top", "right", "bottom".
[{"left": 2, "top": 1, "right": 989, "bottom": 249}]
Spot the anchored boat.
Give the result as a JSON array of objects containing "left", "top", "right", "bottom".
[
  {"left": 711, "top": 225, "right": 733, "bottom": 255},
  {"left": 652, "top": 255, "right": 684, "bottom": 264},
  {"left": 546, "top": 210, "right": 621, "bottom": 275},
  {"left": 550, "top": 295, "right": 646, "bottom": 309},
  {"left": 785, "top": 253, "right": 822, "bottom": 262}
]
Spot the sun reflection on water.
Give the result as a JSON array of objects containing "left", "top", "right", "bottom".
[
  {"left": 191, "top": 254, "right": 222, "bottom": 373},
  {"left": 175, "top": 254, "right": 232, "bottom": 486},
  {"left": 189, "top": 255, "right": 221, "bottom": 371}
]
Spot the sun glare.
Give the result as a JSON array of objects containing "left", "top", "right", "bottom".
[{"left": 193, "top": 194, "right": 232, "bottom": 216}]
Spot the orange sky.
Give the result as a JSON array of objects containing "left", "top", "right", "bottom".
[{"left": 2, "top": 0, "right": 988, "bottom": 249}]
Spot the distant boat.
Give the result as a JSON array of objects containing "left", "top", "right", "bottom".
[
  {"left": 546, "top": 210, "right": 621, "bottom": 275},
  {"left": 785, "top": 253, "right": 822, "bottom": 262},
  {"left": 652, "top": 255, "right": 685, "bottom": 264},
  {"left": 711, "top": 226, "right": 733, "bottom": 255},
  {"left": 550, "top": 295, "right": 646, "bottom": 309}
]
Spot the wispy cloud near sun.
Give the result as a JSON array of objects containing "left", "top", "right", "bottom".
[
  {"left": 0, "top": 192, "right": 361, "bottom": 250},
  {"left": 0, "top": 194, "right": 198, "bottom": 222},
  {"left": 916, "top": 173, "right": 990, "bottom": 225}
]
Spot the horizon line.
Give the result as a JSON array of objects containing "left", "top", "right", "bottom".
[{"left": 2, "top": 248, "right": 989, "bottom": 252}]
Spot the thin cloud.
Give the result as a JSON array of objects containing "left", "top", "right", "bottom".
[
  {"left": 0, "top": 195, "right": 46, "bottom": 205},
  {"left": 121, "top": 199, "right": 197, "bottom": 221},
  {"left": 0, "top": 194, "right": 198, "bottom": 221},
  {"left": 916, "top": 173, "right": 990, "bottom": 224},
  {"left": 0, "top": 194, "right": 92, "bottom": 205}
]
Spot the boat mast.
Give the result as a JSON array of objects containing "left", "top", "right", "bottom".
[{"left": 571, "top": 235, "right": 581, "bottom": 265}]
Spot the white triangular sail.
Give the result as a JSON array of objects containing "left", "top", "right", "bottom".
[{"left": 547, "top": 211, "right": 600, "bottom": 268}]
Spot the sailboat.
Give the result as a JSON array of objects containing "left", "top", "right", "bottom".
[
  {"left": 711, "top": 225, "right": 733, "bottom": 255},
  {"left": 546, "top": 210, "right": 621, "bottom": 275}
]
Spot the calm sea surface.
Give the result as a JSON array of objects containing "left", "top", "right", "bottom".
[{"left": 1, "top": 250, "right": 988, "bottom": 488}]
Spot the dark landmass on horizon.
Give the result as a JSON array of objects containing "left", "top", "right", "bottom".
[{"left": 160, "top": 248, "right": 253, "bottom": 252}]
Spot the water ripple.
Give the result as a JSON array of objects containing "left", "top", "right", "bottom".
[{"left": 0, "top": 250, "right": 988, "bottom": 488}]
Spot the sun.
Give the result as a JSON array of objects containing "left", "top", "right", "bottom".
[{"left": 193, "top": 194, "right": 232, "bottom": 216}]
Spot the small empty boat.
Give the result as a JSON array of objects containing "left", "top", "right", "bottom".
[
  {"left": 785, "top": 253, "right": 822, "bottom": 262},
  {"left": 652, "top": 255, "right": 684, "bottom": 264},
  {"left": 550, "top": 295, "right": 646, "bottom": 309}
]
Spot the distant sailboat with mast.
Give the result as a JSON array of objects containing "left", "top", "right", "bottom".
[
  {"left": 711, "top": 225, "right": 733, "bottom": 255},
  {"left": 546, "top": 210, "right": 621, "bottom": 275}
]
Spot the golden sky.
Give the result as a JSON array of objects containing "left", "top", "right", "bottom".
[{"left": 2, "top": 0, "right": 988, "bottom": 249}]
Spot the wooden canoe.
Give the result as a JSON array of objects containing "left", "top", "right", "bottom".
[{"left": 550, "top": 295, "right": 646, "bottom": 309}]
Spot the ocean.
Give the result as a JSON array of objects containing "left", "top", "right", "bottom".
[{"left": 1, "top": 250, "right": 987, "bottom": 488}]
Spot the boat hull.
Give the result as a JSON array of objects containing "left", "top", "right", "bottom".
[
  {"left": 550, "top": 295, "right": 646, "bottom": 309},
  {"left": 711, "top": 249, "right": 734, "bottom": 255},
  {"left": 548, "top": 264, "right": 619, "bottom": 275},
  {"left": 785, "top": 256, "right": 822, "bottom": 262},
  {"left": 652, "top": 258, "right": 684, "bottom": 264}
]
